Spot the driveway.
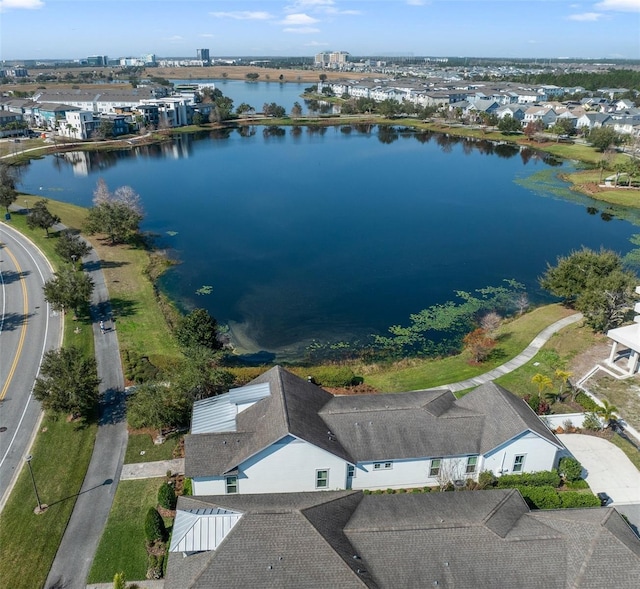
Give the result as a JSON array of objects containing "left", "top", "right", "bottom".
[{"left": 558, "top": 434, "right": 640, "bottom": 505}]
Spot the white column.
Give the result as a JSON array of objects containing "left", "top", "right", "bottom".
[
  {"left": 628, "top": 350, "right": 639, "bottom": 375},
  {"left": 608, "top": 341, "right": 618, "bottom": 364}
]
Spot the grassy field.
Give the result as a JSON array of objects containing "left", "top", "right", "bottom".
[
  {"left": 358, "top": 305, "right": 575, "bottom": 392},
  {"left": 88, "top": 478, "right": 169, "bottom": 584},
  {"left": 124, "top": 432, "right": 183, "bottom": 465},
  {"left": 0, "top": 415, "right": 97, "bottom": 589}
]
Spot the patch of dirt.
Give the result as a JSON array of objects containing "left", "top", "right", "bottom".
[{"left": 566, "top": 340, "right": 611, "bottom": 382}]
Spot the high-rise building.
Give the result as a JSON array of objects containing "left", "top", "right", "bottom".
[
  {"left": 314, "top": 51, "right": 349, "bottom": 68},
  {"left": 196, "top": 49, "right": 210, "bottom": 65},
  {"left": 87, "top": 55, "right": 109, "bottom": 67}
]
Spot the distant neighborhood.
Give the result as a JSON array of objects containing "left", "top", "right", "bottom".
[{"left": 0, "top": 48, "right": 638, "bottom": 141}]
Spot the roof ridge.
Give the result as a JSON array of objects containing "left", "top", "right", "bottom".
[{"left": 275, "top": 366, "right": 292, "bottom": 433}]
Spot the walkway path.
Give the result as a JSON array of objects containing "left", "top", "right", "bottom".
[
  {"left": 45, "top": 238, "right": 128, "bottom": 589},
  {"left": 433, "top": 313, "right": 583, "bottom": 392}
]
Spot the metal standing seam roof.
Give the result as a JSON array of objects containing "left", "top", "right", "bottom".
[
  {"left": 191, "top": 382, "right": 271, "bottom": 434},
  {"left": 170, "top": 508, "right": 243, "bottom": 553}
]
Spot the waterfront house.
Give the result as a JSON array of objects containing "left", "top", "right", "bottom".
[{"left": 185, "top": 367, "right": 563, "bottom": 496}]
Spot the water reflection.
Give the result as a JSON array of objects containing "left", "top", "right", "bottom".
[{"left": 49, "top": 125, "right": 559, "bottom": 178}]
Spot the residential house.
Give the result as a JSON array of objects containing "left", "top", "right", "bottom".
[
  {"left": 0, "top": 111, "right": 26, "bottom": 137},
  {"left": 33, "top": 103, "right": 80, "bottom": 130},
  {"left": 576, "top": 112, "right": 612, "bottom": 131},
  {"left": 495, "top": 104, "right": 526, "bottom": 122},
  {"left": 523, "top": 105, "right": 558, "bottom": 128},
  {"left": 185, "top": 366, "right": 564, "bottom": 496},
  {"left": 58, "top": 111, "right": 98, "bottom": 140},
  {"left": 166, "top": 489, "right": 640, "bottom": 589}
]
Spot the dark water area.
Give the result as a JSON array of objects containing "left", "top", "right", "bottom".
[{"left": 19, "top": 126, "right": 638, "bottom": 359}]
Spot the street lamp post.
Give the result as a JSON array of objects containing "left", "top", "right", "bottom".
[
  {"left": 24, "top": 199, "right": 28, "bottom": 213},
  {"left": 25, "top": 455, "right": 46, "bottom": 514}
]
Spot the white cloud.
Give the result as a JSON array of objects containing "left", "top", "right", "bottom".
[
  {"left": 164, "top": 35, "right": 184, "bottom": 43},
  {"left": 280, "top": 13, "right": 320, "bottom": 25},
  {"left": 567, "top": 11, "right": 604, "bottom": 20},
  {"left": 0, "top": 0, "right": 44, "bottom": 9},
  {"left": 285, "top": 0, "right": 360, "bottom": 15},
  {"left": 199, "top": 34, "right": 214, "bottom": 38},
  {"left": 209, "top": 11, "right": 273, "bottom": 20},
  {"left": 304, "top": 40, "right": 330, "bottom": 46},
  {"left": 283, "top": 26, "right": 321, "bottom": 33},
  {"left": 595, "top": 0, "right": 640, "bottom": 11},
  {"left": 407, "top": 0, "right": 427, "bottom": 5}
]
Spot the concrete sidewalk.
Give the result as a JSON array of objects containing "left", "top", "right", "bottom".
[
  {"left": 121, "top": 458, "right": 185, "bottom": 480},
  {"left": 433, "top": 313, "right": 583, "bottom": 392}
]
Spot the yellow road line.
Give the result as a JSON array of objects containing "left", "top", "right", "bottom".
[{"left": 0, "top": 245, "right": 29, "bottom": 401}]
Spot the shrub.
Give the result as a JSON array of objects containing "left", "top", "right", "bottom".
[
  {"left": 386, "top": 488, "right": 395, "bottom": 494},
  {"left": 559, "top": 491, "right": 601, "bottom": 508},
  {"left": 303, "top": 365, "right": 357, "bottom": 387},
  {"left": 558, "top": 457, "right": 583, "bottom": 482},
  {"left": 478, "top": 470, "right": 497, "bottom": 489},
  {"left": 411, "top": 488, "right": 422, "bottom": 493},
  {"left": 497, "top": 471, "right": 561, "bottom": 488},
  {"left": 582, "top": 412, "right": 602, "bottom": 431},
  {"left": 363, "top": 489, "right": 371, "bottom": 495},
  {"left": 122, "top": 348, "right": 160, "bottom": 384},
  {"left": 516, "top": 485, "right": 561, "bottom": 510},
  {"left": 158, "top": 482, "right": 177, "bottom": 510},
  {"left": 145, "top": 507, "right": 167, "bottom": 543},
  {"left": 575, "top": 392, "right": 599, "bottom": 412},
  {"left": 182, "top": 477, "right": 193, "bottom": 496},
  {"left": 397, "top": 488, "right": 407, "bottom": 493},
  {"left": 113, "top": 572, "right": 126, "bottom": 589}
]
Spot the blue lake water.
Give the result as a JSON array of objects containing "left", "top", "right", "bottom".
[
  {"left": 172, "top": 78, "right": 313, "bottom": 113},
  {"left": 19, "top": 126, "right": 638, "bottom": 359}
]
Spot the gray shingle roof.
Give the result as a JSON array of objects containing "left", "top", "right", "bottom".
[
  {"left": 166, "top": 490, "right": 640, "bottom": 589},
  {"left": 186, "top": 368, "right": 562, "bottom": 477}
]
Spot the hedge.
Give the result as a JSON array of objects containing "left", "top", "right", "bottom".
[
  {"left": 575, "top": 391, "right": 599, "bottom": 412},
  {"left": 497, "top": 471, "right": 561, "bottom": 488},
  {"left": 559, "top": 492, "right": 601, "bottom": 508},
  {"left": 516, "top": 485, "right": 561, "bottom": 510}
]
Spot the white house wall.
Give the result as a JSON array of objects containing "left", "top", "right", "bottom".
[
  {"left": 483, "top": 431, "right": 560, "bottom": 476},
  {"left": 193, "top": 436, "right": 349, "bottom": 495},
  {"left": 352, "top": 455, "right": 478, "bottom": 491}
]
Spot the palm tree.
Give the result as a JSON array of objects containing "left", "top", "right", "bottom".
[
  {"left": 596, "top": 399, "right": 619, "bottom": 428},
  {"left": 531, "top": 373, "right": 553, "bottom": 395},
  {"left": 554, "top": 369, "right": 573, "bottom": 399}
]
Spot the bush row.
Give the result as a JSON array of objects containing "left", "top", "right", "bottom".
[
  {"left": 496, "top": 471, "right": 561, "bottom": 488},
  {"left": 575, "top": 391, "right": 600, "bottom": 412},
  {"left": 516, "top": 486, "right": 600, "bottom": 510}
]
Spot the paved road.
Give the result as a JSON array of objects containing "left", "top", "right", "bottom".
[
  {"left": 45, "top": 242, "right": 128, "bottom": 589},
  {"left": 0, "top": 221, "right": 62, "bottom": 510}
]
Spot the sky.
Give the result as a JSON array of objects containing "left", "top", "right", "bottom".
[{"left": 1, "top": 0, "right": 639, "bottom": 61}]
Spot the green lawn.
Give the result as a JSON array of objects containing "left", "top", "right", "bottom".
[
  {"left": 88, "top": 478, "right": 168, "bottom": 584},
  {"left": 0, "top": 203, "right": 97, "bottom": 589},
  {"left": 610, "top": 433, "right": 640, "bottom": 471},
  {"left": 360, "top": 305, "right": 574, "bottom": 392},
  {"left": 124, "top": 432, "right": 183, "bottom": 464},
  {"left": 0, "top": 416, "right": 97, "bottom": 589}
]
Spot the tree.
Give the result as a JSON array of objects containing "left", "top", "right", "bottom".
[
  {"left": 192, "top": 112, "right": 205, "bottom": 126},
  {"left": 479, "top": 311, "right": 502, "bottom": 334},
  {"left": 588, "top": 127, "right": 620, "bottom": 152},
  {"left": 33, "top": 347, "right": 100, "bottom": 419},
  {"left": 531, "top": 373, "right": 553, "bottom": 395},
  {"left": 558, "top": 456, "right": 582, "bottom": 482},
  {"left": 145, "top": 507, "right": 167, "bottom": 543},
  {"left": 463, "top": 328, "right": 496, "bottom": 363},
  {"left": 0, "top": 162, "right": 19, "bottom": 212},
  {"left": 85, "top": 179, "right": 144, "bottom": 245},
  {"left": 54, "top": 230, "right": 92, "bottom": 265},
  {"left": 554, "top": 369, "right": 573, "bottom": 397},
  {"left": 498, "top": 115, "right": 521, "bottom": 134},
  {"left": 263, "top": 102, "right": 286, "bottom": 118},
  {"left": 43, "top": 266, "right": 94, "bottom": 316},
  {"left": 126, "top": 383, "right": 191, "bottom": 430},
  {"left": 245, "top": 72, "right": 259, "bottom": 81},
  {"left": 113, "top": 572, "right": 126, "bottom": 589},
  {"left": 171, "top": 346, "right": 235, "bottom": 401},
  {"left": 175, "top": 308, "right": 222, "bottom": 351},
  {"left": 158, "top": 482, "right": 177, "bottom": 510},
  {"left": 596, "top": 399, "right": 619, "bottom": 427},
  {"left": 26, "top": 199, "right": 60, "bottom": 236},
  {"left": 236, "top": 102, "right": 255, "bottom": 117},
  {"left": 540, "top": 247, "right": 637, "bottom": 332},
  {"left": 523, "top": 121, "right": 538, "bottom": 141},
  {"left": 291, "top": 101, "right": 302, "bottom": 118}
]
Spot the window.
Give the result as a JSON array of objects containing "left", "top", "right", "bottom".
[
  {"left": 373, "top": 462, "right": 393, "bottom": 470},
  {"left": 347, "top": 465, "right": 355, "bottom": 479},
  {"left": 466, "top": 456, "right": 478, "bottom": 474},
  {"left": 429, "top": 458, "right": 442, "bottom": 478},
  {"left": 513, "top": 455, "right": 526, "bottom": 473},
  {"left": 225, "top": 475, "right": 238, "bottom": 494},
  {"left": 316, "top": 469, "right": 329, "bottom": 489}
]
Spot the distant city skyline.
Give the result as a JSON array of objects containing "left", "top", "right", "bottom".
[{"left": 1, "top": 0, "right": 639, "bottom": 61}]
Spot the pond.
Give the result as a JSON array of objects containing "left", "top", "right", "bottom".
[{"left": 19, "top": 126, "right": 638, "bottom": 360}]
